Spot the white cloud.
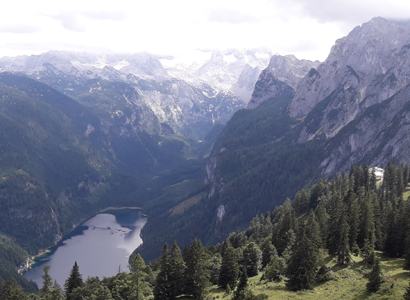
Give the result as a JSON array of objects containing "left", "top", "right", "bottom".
[
  {"left": 50, "top": 11, "right": 87, "bottom": 32},
  {"left": 208, "top": 7, "right": 259, "bottom": 24},
  {"left": 0, "top": 24, "right": 41, "bottom": 34},
  {"left": 0, "top": 0, "right": 409, "bottom": 62}
]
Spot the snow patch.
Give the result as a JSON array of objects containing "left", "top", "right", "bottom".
[
  {"left": 114, "top": 60, "right": 130, "bottom": 70},
  {"left": 223, "top": 53, "right": 237, "bottom": 64}
]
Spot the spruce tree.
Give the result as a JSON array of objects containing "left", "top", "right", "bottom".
[
  {"left": 385, "top": 200, "right": 401, "bottom": 257},
  {"left": 348, "top": 198, "right": 360, "bottom": 254},
  {"left": 264, "top": 253, "right": 286, "bottom": 282},
  {"left": 305, "top": 210, "right": 323, "bottom": 251},
  {"left": 337, "top": 213, "right": 351, "bottom": 265},
  {"left": 154, "top": 243, "right": 169, "bottom": 300},
  {"left": 327, "top": 193, "right": 344, "bottom": 255},
  {"left": 315, "top": 203, "right": 329, "bottom": 246},
  {"left": 285, "top": 225, "right": 317, "bottom": 291},
  {"left": 242, "top": 242, "right": 261, "bottom": 277},
  {"left": 366, "top": 257, "right": 382, "bottom": 292},
  {"left": 154, "top": 242, "right": 185, "bottom": 300},
  {"left": 233, "top": 268, "right": 248, "bottom": 300},
  {"left": 404, "top": 229, "right": 410, "bottom": 270},
  {"left": 50, "top": 280, "right": 65, "bottom": 300},
  {"left": 358, "top": 194, "right": 376, "bottom": 253},
  {"left": 184, "top": 239, "right": 210, "bottom": 299},
  {"left": 168, "top": 241, "right": 185, "bottom": 298},
  {"left": 208, "top": 253, "right": 222, "bottom": 285},
  {"left": 64, "top": 261, "right": 83, "bottom": 300},
  {"left": 272, "top": 199, "right": 296, "bottom": 255},
  {"left": 403, "top": 281, "right": 410, "bottom": 300},
  {"left": 219, "top": 245, "right": 239, "bottom": 290},
  {"left": 40, "top": 265, "right": 53, "bottom": 297},
  {"left": 0, "top": 277, "right": 28, "bottom": 300},
  {"left": 260, "top": 235, "right": 276, "bottom": 269},
  {"left": 129, "top": 253, "right": 152, "bottom": 300}
]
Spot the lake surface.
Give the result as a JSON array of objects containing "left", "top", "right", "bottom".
[{"left": 24, "top": 209, "right": 146, "bottom": 288}]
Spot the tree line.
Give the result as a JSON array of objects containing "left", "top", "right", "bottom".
[{"left": 2, "top": 163, "right": 410, "bottom": 299}]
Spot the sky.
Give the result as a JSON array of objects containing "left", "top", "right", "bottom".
[{"left": 1, "top": 0, "right": 410, "bottom": 62}]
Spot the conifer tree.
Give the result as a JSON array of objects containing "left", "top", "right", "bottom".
[
  {"left": 337, "top": 213, "right": 351, "bottom": 265},
  {"left": 369, "top": 170, "right": 377, "bottom": 192},
  {"left": 285, "top": 225, "right": 317, "bottom": 291},
  {"left": 264, "top": 253, "right": 286, "bottom": 282},
  {"left": 154, "top": 243, "right": 169, "bottom": 300},
  {"left": 154, "top": 242, "right": 185, "bottom": 300},
  {"left": 272, "top": 199, "right": 296, "bottom": 255},
  {"left": 129, "top": 253, "right": 152, "bottom": 300},
  {"left": 64, "top": 261, "right": 83, "bottom": 300},
  {"left": 50, "top": 280, "right": 65, "bottom": 300},
  {"left": 184, "top": 239, "right": 210, "bottom": 299},
  {"left": 241, "top": 242, "right": 261, "bottom": 277},
  {"left": 208, "top": 253, "right": 222, "bottom": 285},
  {"left": 0, "top": 277, "right": 28, "bottom": 300},
  {"left": 305, "top": 210, "right": 323, "bottom": 251},
  {"left": 348, "top": 197, "right": 360, "bottom": 254},
  {"left": 327, "top": 193, "right": 344, "bottom": 254},
  {"left": 281, "top": 229, "right": 296, "bottom": 264},
  {"left": 385, "top": 200, "right": 401, "bottom": 257},
  {"left": 260, "top": 235, "right": 276, "bottom": 269},
  {"left": 358, "top": 194, "right": 376, "bottom": 253},
  {"left": 168, "top": 241, "right": 185, "bottom": 297},
  {"left": 403, "top": 281, "right": 410, "bottom": 300},
  {"left": 219, "top": 245, "right": 239, "bottom": 290},
  {"left": 404, "top": 231, "right": 410, "bottom": 270},
  {"left": 70, "top": 277, "right": 113, "bottom": 300},
  {"left": 40, "top": 265, "right": 53, "bottom": 297},
  {"left": 366, "top": 257, "right": 383, "bottom": 292},
  {"left": 315, "top": 203, "right": 329, "bottom": 245},
  {"left": 233, "top": 268, "right": 248, "bottom": 300},
  {"left": 309, "top": 179, "right": 327, "bottom": 209}
]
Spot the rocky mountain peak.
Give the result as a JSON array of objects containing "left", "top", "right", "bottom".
[
  {"left": 247, "top": 54, "right": 319, "bottom": 109},
  {"left": 288, "top": 17, "right": 410, "bottom": 141}
]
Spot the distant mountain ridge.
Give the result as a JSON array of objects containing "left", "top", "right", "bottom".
[
  {"left": 0, "top": 49, "right": 275, "bottom": 140},
  {"left": 162, "top": 48, "right": 273, "bottom": 103}
]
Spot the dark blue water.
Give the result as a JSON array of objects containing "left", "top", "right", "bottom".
[{"left": 24, "top": 209, "right": 146, "bottom": 288}]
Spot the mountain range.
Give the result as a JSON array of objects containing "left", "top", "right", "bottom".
[
  {"left": 0, "top": 48, "right": 274, "bottom": 140},
  {"left": 1, "top": 16, "right": 410, "bottom": 289},
  {"left": 136, "top": 17, "right": 410, "bottom": 260}
]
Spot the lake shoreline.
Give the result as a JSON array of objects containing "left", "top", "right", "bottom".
[{"left": 19, "top": 206, "right": 145, "bottom": 275}]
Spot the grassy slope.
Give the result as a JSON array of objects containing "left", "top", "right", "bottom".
[{"left": 177, "top": 255, "right": 409, "bottom": 300}]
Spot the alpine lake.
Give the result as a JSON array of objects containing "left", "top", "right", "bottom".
[{"left": 24, "top": 209, "right": 146, "bottom": 288}]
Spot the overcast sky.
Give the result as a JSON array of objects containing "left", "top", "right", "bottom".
[{"left": 1, "top": 0, "right": 410, "bottom": 62}]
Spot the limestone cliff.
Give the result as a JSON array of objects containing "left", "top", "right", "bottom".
[{"left": 247, "top": 55, "right": 319, "bottom": 109}]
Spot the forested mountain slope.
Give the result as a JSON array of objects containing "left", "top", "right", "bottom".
[
  {"left": 5, "top": 164, "right": 410, "bottom": 300},
  {"left": 0, "top": 74, "right": 153, "bottom": 287},
  {"left": 136, "top": 17, "right": 410, "bottom": 262}
]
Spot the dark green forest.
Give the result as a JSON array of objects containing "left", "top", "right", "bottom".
[
  {"left": 4, "top": 163, "right": 410, "bottom": 299},
  {"left": 0, "top": 73, "right": 207, "bottom": 287}
]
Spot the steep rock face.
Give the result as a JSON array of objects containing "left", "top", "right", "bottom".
[
  {"left": 288, "top": 17, "right": 410, "bottom": 141},
  {"left": 321, "top": 84, "right": 410, "bottom": 176},
  {"left": 247, "top": 55, "right": 319, "bottom": 109},
  {"left": 231, "top": 64, "right": 261, "bottom": 104}
]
